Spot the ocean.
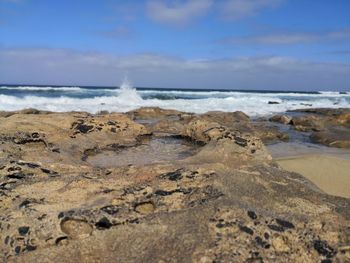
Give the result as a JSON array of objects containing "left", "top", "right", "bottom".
[{"left": 0, "top": 82, "right": 349, "bottom": 116}]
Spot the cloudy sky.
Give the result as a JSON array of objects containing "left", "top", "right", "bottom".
[{"left": 0, "top": 0, "right": 350, "bottom": 91}]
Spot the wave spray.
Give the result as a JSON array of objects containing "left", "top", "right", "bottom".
[{"left": 118, "top": 76, "right": 142, "bottom": 103}]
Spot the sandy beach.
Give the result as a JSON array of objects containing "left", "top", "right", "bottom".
[{"left": 277, "top": 154, "right": 350, "bottom": 198}]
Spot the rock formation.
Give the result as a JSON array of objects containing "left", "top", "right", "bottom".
[
  {"left": 0, "top": 108, "right": 349, "bottom": 262},
  {"left": 269, "top": 108, "right": 350, "bottom": 148}
]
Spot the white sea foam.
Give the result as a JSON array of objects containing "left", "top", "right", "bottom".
[
  {"left": 0, "top": 84, "right": 349, "bottom": 116},
  {"left": 0, "top": 86, "right": 82, "bottom": 91},
  {"left": 0, "top": 93, "right": 348, "bottom": 116}
]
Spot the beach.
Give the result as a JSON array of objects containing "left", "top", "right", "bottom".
[{"left": 277, "top": 154, "right": 350, "bottom": 198}]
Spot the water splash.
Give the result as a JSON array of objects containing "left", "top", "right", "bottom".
[{"left": 118, "top": 77, "right": 142, "bottom": 102}]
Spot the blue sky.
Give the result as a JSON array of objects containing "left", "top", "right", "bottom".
[{"left": 0, "top": 0, "right": 350, "bottom": 91}]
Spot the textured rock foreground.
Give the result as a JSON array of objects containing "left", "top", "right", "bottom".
[{"left": 0, "top": 108, "right": 349, "bottom": 262}]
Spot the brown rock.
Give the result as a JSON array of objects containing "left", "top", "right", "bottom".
[
  {"left": 269, "top": 115, "right": 292, "bottom": 125},
  {"left": 311, "top": 127, "right": 350, "bottom": 148},
  {"left": 290, "top": 115, "right": 324, "bottom": 132},
  {"left": 0, "top": 108, "right": 348, "bottom": 262}
]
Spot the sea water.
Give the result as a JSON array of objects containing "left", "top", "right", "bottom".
[{"left": 0, "top": 82, "right": 349, "bottom": 116}]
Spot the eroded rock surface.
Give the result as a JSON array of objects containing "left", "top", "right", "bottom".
[
  {"left": 269, "top": 108, "right": 350, "bottom": 148},
  {"left": 0, "top": 108, "right": 349, "bottom": 262}
]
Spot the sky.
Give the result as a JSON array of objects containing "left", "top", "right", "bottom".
[{"left": 0, "top": 0, "right": 350, "bottom": 91}]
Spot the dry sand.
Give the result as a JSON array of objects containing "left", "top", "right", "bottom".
[{"left": 277, "top": 155, "right": 350, "bottom": 198}]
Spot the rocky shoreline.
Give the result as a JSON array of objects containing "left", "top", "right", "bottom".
[{"left": 0, "top": 107, "right": 349, "bottom": 262}]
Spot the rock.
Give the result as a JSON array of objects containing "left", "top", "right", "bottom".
[
  {"left": 290, "top": 115, "right": 324, "bottom": 132},
  {"left": 286, "top": 108, "right": 350, "bottom": 148},
  {"left": 0, "top": 108, "right": 348, "bottom": 262},
  {"left": 252, "top": 122, "right": 290, "bottom": 143},
  {"left": 269, "top": 115, "right": 292, "bottom": 125},
  {"left": 311, "top": 127, "right": 350, "bottom": 148},
  {"left": 268, "top": 101, "right": 280, "bottom": 104},
  {"left": 336, "top": 113, "right": 350, "bottom": 125}
]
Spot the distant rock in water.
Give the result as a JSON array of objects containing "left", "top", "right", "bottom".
[
  {"left": 300, "top": 103, "right": 312, "bottom": 106},
  {"left": 268, "top": 101, "right": 280, "bottom": 104}
]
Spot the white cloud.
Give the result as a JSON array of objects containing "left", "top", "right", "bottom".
[
  {"left": 146, "top": 0, "right": 213, "bottom": 26},
  {"left": 219, "top": 27, "right": 350, "bottom": 45},
  {"left": 1, "top": 47, "right": 350, "bottom": 91},
  {"left": 219, "top": 0, "right": 284, "bottom": 20}
]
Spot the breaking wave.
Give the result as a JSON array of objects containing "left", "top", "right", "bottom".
[{"left": 0, "top": 84, "right": 349, "bottom": 116}]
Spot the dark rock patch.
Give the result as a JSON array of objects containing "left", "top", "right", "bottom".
[
  {"left": 239, "top": 225, "right": 254, "bottom": 235},
  {"left": 15, "top": 246, "right": 21, "bottom": 254},
  {"left": 275, "top": 218, "right": 295, "bottom": 229},
  {"left": 313, "top": 240, "right": 335, "bottom": 258},
  {"left": 74, "top": 123, "right": 94, "bottom": 134},
  {"left": 25, "top": 245, "right": 37, "bottom": 252},
  {"left": 247, "top": 210, "right": 257, "bottom": 220},
  {"left": 160, "top": 169, "right": 183, "bottom": 181},
  {"left": 255, "top": 236, "right": 270, "bottom": 249},
  {"left": 95, "top": 217, "right": 112, "bottom": 230},
  {"left": 18, "top": 226, "right": 30, "bottom": 236},
  {"left": 267, "top": 224, "right": 285, "bottom": 232}
]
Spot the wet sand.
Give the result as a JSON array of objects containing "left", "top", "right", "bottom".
[{"left": 276, "top": 155, "right": 350, "bottom": 198}]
